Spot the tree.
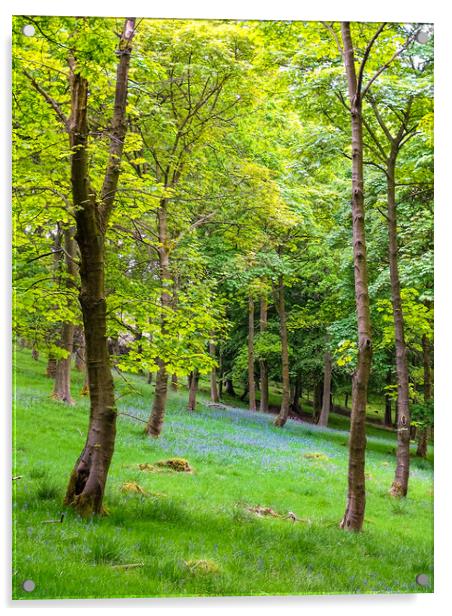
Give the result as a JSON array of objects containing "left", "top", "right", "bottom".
[{"left": 19, "top": 17, "right": 137, "bottom": 515}]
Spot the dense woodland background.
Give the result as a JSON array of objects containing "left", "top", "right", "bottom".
[{"left": 12, "top": 17, "right": 433, "bottom": 598}]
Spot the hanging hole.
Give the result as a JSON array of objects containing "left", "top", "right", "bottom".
[{"left": 22, "top": 24, "right": 36, "bottom": 37}]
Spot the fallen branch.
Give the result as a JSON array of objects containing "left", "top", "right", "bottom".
[
  {"left": 118, "top": 412, "right": 147, "bottom": 424},
  {"left": 12, "top": 475, "right": 23, "bottom": 481},
  {"left": 43, "top": 513, "right": 65, "bottom": 524},
  {"left": 111, "top": 562, "right": 144, "bottom": 570}
]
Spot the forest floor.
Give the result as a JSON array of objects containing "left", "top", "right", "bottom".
[{"left": 12, "top": 350, "right": 434, "bottom": 600}]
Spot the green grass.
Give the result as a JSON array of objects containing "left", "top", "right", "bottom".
[{"left": 13, "top": 349, "right": 433, "bottom": 599}]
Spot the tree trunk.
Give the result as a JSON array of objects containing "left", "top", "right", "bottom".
[
  {"left": 187, "top": 368, "right": 200, "bottom": 411},
  {"left": 74, "top": 326, "right": 86, "bottom": 372},
  {"left": 291, "top": 373, "right": 302, "bottom": 414},
  {"left": 416, "top": 334, "right": 431, "bottom": 458},
  {"left": 259, "top": 294, "right": 269, "bottom": 412},
  {"left": 46, "top": 355, "right": 57, "bottom": 378},
  {"left": 339, "top": 22, "right": 373, "bottom": 531},
  {"left": 387, "top": 157, "right": 411, "bottom": 497},
  {"left": 64, "top": 19, "right": 136, "bottom": 516},
  {"left": 225, "top": 378, "right": 236, "bottom": 396},
  {"left": 247, "top": 295, "right": 257, "bottom": 412},
  {"left": 209, "top": 341, "right": 220, "bottom": 402},
  {"left": 145, "top": 200, "right": 171, "bottom": 437},
  {"left": 171, "top": 374, "right": 178, "bottom": 391},
  {"left": 318, "top": 352, "right": 332, "bottom": 427},
  {"left": 384, "top": 369, "right": 392, "bottom": 426},
  {"left": 344, "top": 392, "right": 349, "bottom": 408},
  {"left": 313, "top": 380, "right": 323, "bottom": 422},
  {"left": 53, "top": 228, "right": 77, "bottom": 404},
  {"left": 274, "top": 277, "right": 290, "bottom": 427},
  {"left": 146, "top": 360, "right": 168, "bottom": 437},
  {"left": 53, "top": 323, "right": 75, "bottom": 404}
]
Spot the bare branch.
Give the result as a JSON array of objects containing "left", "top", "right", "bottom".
[
  {"left": 357, "top": 23, "right": 387, "bottom": 95},
  {"left": 23, "top": 70, "right": 69, "bottom": 129},
  {"left": 361, "top": 29, "right": 420, "bottom": 99}
]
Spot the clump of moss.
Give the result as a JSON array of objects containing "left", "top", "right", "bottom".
[
  {"left": 184, "top": 559, "right": 221, "bottom": 574},
  {"left": 138, "top": 458, "right": 193, "bottom": 473},
  {"left": 155, "top": 458, "right": 193, "bottom": 473},
  {"left": 138, "top": 463, "right": 157, "bottom": 472},
  {"left": 121, "top": 482, "right": 147, "bottom": 495},
  {"left": 303, "top": 452, "right": 330, "bottom": 462}
]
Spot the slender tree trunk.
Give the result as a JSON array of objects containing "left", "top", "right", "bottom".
[
  {"left": 218, "top": 350, "right": 224, "bottom": 398},
  {"left": 416, "top": 334, "right": 431, "bottom": 457},
  {"left": 53, "top": 228, "right": 77, "bottom": 404},
  {"left": 74, "top": 326, "right": 85, "bottom": 372},
  {"left": 145, "top": 360, "right": 168, "bottom": 436},
  {"left": 187, "top": 368, "right": 200, "bottom": 411},
  {"left": 171, "top": 374, "right": 178, "bottom": 391},
  {"left": 318, "top": 352, "right": 332, "bottom": 427},
  {"left": 225, "top": 378, "right": 236, "bottom": 396},
  {"left": 313, "top": 380, "right": 323, "bottom": 422},
  {"left": 291, "top": 373, "right": 302, "bottom": 414},
  {"left": 384, "top": 368, "right": 392, "bottom": 426},
  {"left": 146, "top": 201, "right": 171, "bottom": 437},
  {"left": 384, "top": 395, "right": 392, "bottom": 427},
  {"left": 247, "top": 295, "right": 256, "bottom": 412},
  {"left": 339, "top": 22, "right": 373, "bottom": 531},
  {"left": 274, "top": 277, "right": 290, "bottom": 427},
  {"left": 209, "top": 341, "right": 220, "bottom": 402},
  {"left": 387, "top": 158, "right": 411, "bottom": 497},
  {"left": 344, "top": 392, "right": 349, "bottom": 408},
  {"left": 259, "top": 294, "right": 269, "bottom": 412},
  {"left": 64, "top": 19, "right": 136, "bottom": 516}
]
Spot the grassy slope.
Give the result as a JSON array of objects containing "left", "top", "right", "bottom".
[{"left": 13, "top": 350, "right": 433, "bottom": 600}]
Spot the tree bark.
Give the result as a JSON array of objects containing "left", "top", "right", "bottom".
[
  {"left": 146, "top": 360, "right": 168, "bottom": 436},
  {"left": 74, "top": 326, "right": 85, "bottom": 372},
  {"left": 64, "top": 19, "right": 136, "bottom": 516},
  {"left": 225, "top": 378, "right": 236, "bottom": 396},
  {"left": 274, "top": 277, "right": 290, "bottom": 427},
  {"left": 247, "top": 295, "right": 257, "bottom": 412},
  {"left": 46, "top": 355, "right": 57, "bottom": 378},
  {"left": 416, "top": 334, "right": 431, "bottom": 458},
  {"left": 53, "top": 228, "right": 77, "bottom": 404},
  {"left": 318, "top": 351, "right": 332, "bottom": 427},
  {"left": 209, "top": 341, "right": 220, "bottom": 402},
  {"left": 339, "top": 22, "right": 373, "bottom": 531},
  {"left": 259, "top": 294, "right": 269, "bottom": 412},
  {"left": 384, "top": 368, "right": 392, "bottom": 427},
  {"left": 387, "top": 157, "right": 411, "bottom": 497},
  {"left": 313, "top": 380, "right": 323, "bottom": 422},
  {"left": 187, "top": 368, "right": 200, "bottom": 411},
  {"left": 145, "top": 200, "right": 171, "bottom": 437},
  {"left": 171, "top": 373, "right": 178, "bottom": 391}
]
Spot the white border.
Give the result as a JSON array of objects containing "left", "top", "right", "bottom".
[{"left": 1, "top": 1, "right": 451, "bottom": 614}]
